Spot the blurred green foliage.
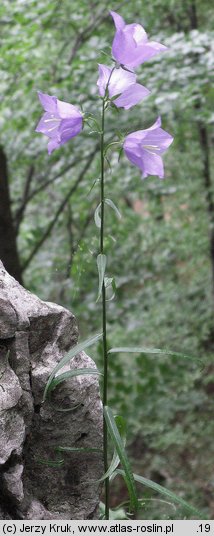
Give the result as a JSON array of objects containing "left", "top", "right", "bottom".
[{"left": 0, "top": 0, "right": 214, "bottom": 518}]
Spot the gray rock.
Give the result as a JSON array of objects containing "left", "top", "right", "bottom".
[
  {"left": 0, "top": 298, "right": 17, "bottom": 338},
  {"left": 3, "top": 464, "right": 24, "bottom": 503},
  {"left": 0, "top": 261, "right": 103, "bottom": 519}
]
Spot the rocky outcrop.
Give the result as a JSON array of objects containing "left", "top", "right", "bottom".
[{"left": 0, "top": 261, "right": 103, "bottom": 519}]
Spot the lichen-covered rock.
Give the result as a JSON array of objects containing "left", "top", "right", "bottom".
[{"left": 0, "top": 261, "right": 103, "bottom": 519}]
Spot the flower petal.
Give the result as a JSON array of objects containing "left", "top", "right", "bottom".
[
  {"left": 57, "top": 99, "right": 82, "bottom": 119},
  {"left": 141, "top": 149, "right": 164, "bottom": 178},
  {"left": 124, "top": 145, "right": 144, "bottom": 174},
  {"left": 97, "top": 64, "right": 112, "bottom": 97},
  {"left": 97, "top": 64, "right": 136, "bottom": 99},
  {"left": 143, "top": 129, "right": 174, "bottom": 154},
  {"left": 112, "top": 30, "right": 137, "bottom": 67},
  {"left": 124, "top": 130, "right": 148, "bottom": 145},
  {"left": 110, "top": 11, "right": 125, "bottom": 30},
  {"left": 108, "top": 67, "right": 136, "bottom": 97},
  {"left": 132, "top": 42, "right": 168, "bottom": 68},
  {"left": 124, "top": 119, "right": 162, "bottom": 144},
  {"left": 59, "top": 117, "right": 83, "bottom": 143},
  {"left": 47, "top": 138, "right": 60, "bottom": 154},
  {"left": 113, "top": 83, "right": 150, "bottom": 109},
  {"left": 35, "top": 112, "right": 60, "bottom": 138},
  {"left": 145, "top": 116, "right": 162, "bottom": 130},
  {"left": 126, "top": 23, "right": 147, "bottom": 45},
  {"left": 37, "top": 92, "right": 58, "bottom": 113},
  {"left": 147, "top": 41, "right": 168, "bottom": 54}
]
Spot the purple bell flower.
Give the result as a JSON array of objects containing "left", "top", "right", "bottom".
[
  {"left": 97, "top": 64, "right": 150, "bottom": 109},
  {"left": 35, "top": 92, "right": 83, "bottom": 154},
  {"left": 110, "top": 11, "right": 167, "bottom": 70},
  {"left": 123, "top": 117, "right": 173, "bottom": 179}
]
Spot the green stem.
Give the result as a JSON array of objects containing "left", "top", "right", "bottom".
[
  {"left": 99, "top": 66, "right": 116, "bottom": 520},
  {"left": 100, "top": 96, "right": 109, "bottom": 520}
]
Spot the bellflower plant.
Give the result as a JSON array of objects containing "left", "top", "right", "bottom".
[{"left": 38, "top": 9, "right": 202, "bottom": 522}]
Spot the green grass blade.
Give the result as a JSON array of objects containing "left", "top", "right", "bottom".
[
  {"left": 108, "top": 346, "right": 202, "bottom": 366},
  {"left": 104, "top": 406, "right": 138, "bottom": 513},
  {"left": 48, "top": 368, "right": 102, "bottom": 393},
  {"left": 43, "top": 332, "right": 102, "bottom": 401},
  {"left": 115, "top": 469, "right": 203, "bottom": 519}
]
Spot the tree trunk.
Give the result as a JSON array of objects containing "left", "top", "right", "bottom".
[
  {"left": 0, "top": 146, "right": 23, "bottom": 284},
  {"left": 197, "top": 124, "right": 214, "bottom": 293},
  {"left": 187, "top": 0, "right": 214, "bottom": 295}
]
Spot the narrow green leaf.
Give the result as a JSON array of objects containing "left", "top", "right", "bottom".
[
  {"left": 55, "top": 405, "right": 81, "bottom": 413},
  {"left": 115, "top": 469, "right": 203, "bottom": 519},
  {"left": 50, "top": 401, "right": 81, "bottom": 413},
  {"left": 104, "top": 406, "right": 138, "bottom": 513},
  {"left": 108, "top": 346, "right": 202, "bottom": 366},
  {"left": 118, "top": 146, "right": 123, "bottom": 162},
  {"left": 104, "top": 154, "right": 112, "bottom": 171},
  {"left": 87, "top": 177, "right": 100, "bottom": 196},
  {"left": 96, "top": 254, "right": 107, "bottom": 302},
  {"left": 105, "top": 198, "right": 122, "bottom": 220},
  {"left": 48, "top": 368, "right": 102, "bottom": 393},
  {"left": 109, "top": 235, "right": 117, "bottom": 244},
  {"left": 37, "top": 458, "right": 64, "bottom": 467},
  {"left": 94, "top": 203, "right": 101, "bottom": 228},
  {"left": 56, "top": 446, "right": 102, "bottom": 454},
  {"left": 98, "top": 415, "right": 126, "bottom": 482},
  {"left": 43, "top": 333, "right": 102, "bottom": 401},
  {"left": 138, "top": 498, "right": 176, "bottom": 512}
]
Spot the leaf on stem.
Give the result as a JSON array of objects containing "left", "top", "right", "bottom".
[
  {"left": 105, "top": 276, "right": 116, "bottom": 301},
  {"left": 96, "top": 254, "right": 107, "bottom": 302},
  {"left": 104, "top": 277, "right": 113, "bottom": 288},
  {"left": 43, "top": 333, "right": 102, "bottom": 401},
  {"left": 108, "top": 346, "right": 202, "bottom": 366},
  {"left": 105, "top": 198, "right": 122, "bottom": 220},
  {"left": 114, "top": 469, "right": 203, "bottom": 519},
  {"left": 104, "top": 406, "right": 138, "bottom": 514},
  {"left": 98, "top": 415, "right": 126, "bottom": 482},
  {"left": 47, "top": 368, "right": 102, "bottom": 394},
  {"left": 94, "top": 203, "right": 101, "bottom": 228},
  {"left": 37, "top": 458, "right": 64, "bottom": 468},
  {"left": 55, "top": 446, "right": 102, "bottom": 454}
]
